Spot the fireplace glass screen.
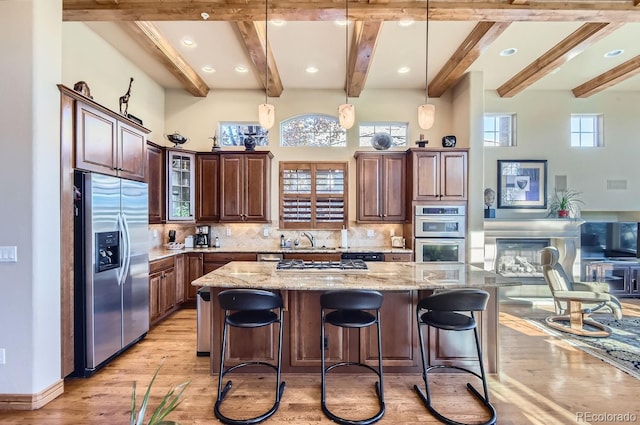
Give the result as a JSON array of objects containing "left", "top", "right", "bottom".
[{"left": 495, "top": 239, "right": 550, "bottom": 284}]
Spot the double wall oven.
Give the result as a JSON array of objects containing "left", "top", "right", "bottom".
[{"left": 414, "top": 205, "right": 466, "bottom": 263}]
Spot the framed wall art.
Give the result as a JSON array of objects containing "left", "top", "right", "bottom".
[{"left": 497, "top": 160, "right": 547, "bottom": 209}]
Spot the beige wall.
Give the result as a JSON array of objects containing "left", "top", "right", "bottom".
[
  {"left": 62, "top": 22, "right": 165, "bottom": 139},
  {"left": 484, "top": 90, "right": 640, "bottom": 218},
  {"left": 0, "top": 0, "right": 62, "bottom": 395}
]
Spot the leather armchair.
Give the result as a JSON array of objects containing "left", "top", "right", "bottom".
[{"left": 540, "top": 246, "right": 622, "bottom": 337}]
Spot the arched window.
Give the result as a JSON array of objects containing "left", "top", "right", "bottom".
[{"left": 280, "top": 114, "right": 346, "bottom": 147}]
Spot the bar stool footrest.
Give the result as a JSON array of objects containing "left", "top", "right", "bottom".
[
  {"left": 214, "top": 362, "right": 286, "bottom": 425},
  {"left": 322, "top": 362, "right": 385, "bottom": 425}
]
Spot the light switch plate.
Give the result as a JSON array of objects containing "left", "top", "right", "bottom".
[
  {"left": 0, "top": 246, "right": 17, "bottom": 263},
  {"left": 366, "top": 230, "right": 375, "bottom": 238},
  {"left": 263, "top": 228, "right": 269, "bottom": 237}
]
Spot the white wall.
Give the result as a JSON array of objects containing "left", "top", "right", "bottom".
[
  {"left": 0, "top": 0, "right": 62, "bottom": 394},
  {"left": 62, "top": 23, "right": 165, "bottom": 139},
  {"left": 484, "top": 90, "right": 640, "bottom": 218}
]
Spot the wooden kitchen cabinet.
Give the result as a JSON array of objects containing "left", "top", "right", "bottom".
[
  {"left": 75, "top": 100, "right": 149, "bottom": 182},
  {"left": 355, "top": 151, "right": 407, "bottom": 223},
  {"left": 184, "top": 252, "right": 204, "bottom": 303},
  {"left": 219, "top": 151, "right": 272, "bottom": 222},
  {"left": 285, "top": 253, "right": 420, "bottom": 371},
  {"left": 146, "top": 141, "right": 165, "bottom": 224},
  {"left": 196, "top": 153, "right": 219, "bottom": 222},
  {"left": 408, "top": 149, "right": 468, "bottom": 201},
  {"left": 149, "top": 257, "right": 177, "bottom": 326}
]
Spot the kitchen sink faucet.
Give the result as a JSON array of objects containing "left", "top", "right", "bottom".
[{"left": 302, "top": 232, "right": 316, "bottom": 247}]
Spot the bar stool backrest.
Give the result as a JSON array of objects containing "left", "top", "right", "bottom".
[
  {"left": 417, "top": 289, "right": 489, "bottom": 312},
  {"left": 321, "top": 290, "right": 383, "bottom": 310},
  {"left": 218, "top": 289, "right": 283, "bottom": 311}
]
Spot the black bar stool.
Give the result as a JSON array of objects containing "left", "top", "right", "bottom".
[
  {"left": 320, "top": 290, "right": 385, "bottom": 425},
  {"left": 414, "top": 289, "right": 497, "bottom": 425},
  {"left": 214, "top": 289, "right": 286, "bottom": 425}
]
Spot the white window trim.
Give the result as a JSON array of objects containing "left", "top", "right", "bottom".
[
  {"left": 358, "top": 122, "right": 409, "bottom": 147},
  {"left": 279, "top": 113, "right": 346, "bottom": 147},
  {"left": 484, "top": 113, "right": 516, "bottom": 147},
  {"left": 570, "top": 114, "right": 604, "bottom": 147}
]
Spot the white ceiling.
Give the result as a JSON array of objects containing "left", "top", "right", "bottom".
[{"left": 84, "top": 20, "right": 640, "bottom": 95}]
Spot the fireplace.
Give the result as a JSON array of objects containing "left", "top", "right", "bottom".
[
  {"left": 485, "top": 219, "right": 584, "bottom": 297},
  {"left": 495, "top": 238, "right": 550, "bottom": 284}
]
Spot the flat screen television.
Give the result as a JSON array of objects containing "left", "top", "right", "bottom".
[{"left": 581, "top": 221, "right": 639, "bottom": 259}]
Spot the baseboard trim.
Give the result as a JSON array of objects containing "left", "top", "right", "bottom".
[{"left": 0, "top": 379, "right": 64, "bottom": 410}]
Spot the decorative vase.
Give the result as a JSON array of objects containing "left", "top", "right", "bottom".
[
  {"left": 558, "top": 209, "right": 570, "bottom": 218},
  {"left": 371, "top": 132, "right": 392, "bottom": 150},
  {"left": 243, "top": 135, "right": 256, "bottom": 151},
  {"left": 442, "top": 135, "right": 456, "bottom": 148}
]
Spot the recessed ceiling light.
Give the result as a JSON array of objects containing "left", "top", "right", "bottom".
[
  {"left": 550, "top": 67, "right": 561, "bottom": 75},
  {"left": 305, "top": 66, "right": 319, "bottom": 74},
  {"left": 270, "top": 19, "right": 286, "bottom": 27},
  {"left": 604, "top": 49, "right": 624, "bottom": 58},
  {"left": 200, "top": 12, "right": 209, "bottom": 20},
  {"left": 500, "top": 48, "right": 518, "bottom": 57},
  {"left": 202, "top": 66, "right": 216, "bottom": 73},
  {"left": 397, "top": 67, "right": 411, "bottom": 74},
  {"left": 235, "top": 65, "right": 249, "bottom": 73},
  {"left": 398, "top": 19, "right": 414, "bottom": 27},
  {"left": 181, "top": 38, "right": 196, "bottom": 48},
  {"left": 335, "top": 18, "right": 350, "bottom": 26}
]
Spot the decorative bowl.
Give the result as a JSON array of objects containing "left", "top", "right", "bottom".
[
  {"left": 165, "top": 132, "right": 189, "bottom": 147},
  {"left": 371, "top": 132, "right": 393, "bottom": 150}
]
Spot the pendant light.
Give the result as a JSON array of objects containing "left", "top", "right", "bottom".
[
  {"left": 338, "top": 0, "right": 355, "bottom": 129},
  {"left": 418, "top": 0, "right": 435, "bottom": 130},
  {"left": 258, "top": 0, "right": 275, "bottom": 130}
]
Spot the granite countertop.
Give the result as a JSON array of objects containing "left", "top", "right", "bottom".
[
  {"left": 149, "top": 246, "right": 413, "bottom": 262},
  {"left": 191, "top": 261, "right": 521, "bottom": 291}
]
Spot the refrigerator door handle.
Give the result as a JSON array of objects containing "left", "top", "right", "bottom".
[
  {"left": 115, "top": 213, "right": 126, "bottom": 286},
  {"left": 121, "top": 213, "right": 132, "bottom": 286}
]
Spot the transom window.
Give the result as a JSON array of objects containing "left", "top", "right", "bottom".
[
  {"left": 280, "top": 161, "right": 348, "bottom": 230},
  {"left": 280, "top": 114, "right": 346, "bottom": 147},
  {"left": 218, "top": 122, "right": 268, "bottom": 147},
  {"left": 571, "top": 114, "right": 603, "bottom": 147},
  {"left": 359, "top": 122, "right": 408, "bottom": 147},
  {"left": 484, "top": 114, "right": 516, "bottom": 147}
]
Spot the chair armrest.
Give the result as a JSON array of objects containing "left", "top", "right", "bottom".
[
  {"left": 573, "top": 281, "right": 610, "bottom": 293},
  {"left": 553, "top": 290, "right": 611, "bottom": 302}
]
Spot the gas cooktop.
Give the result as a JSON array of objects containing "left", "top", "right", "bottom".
[{"left": 276, "top": 259, "right": 368, "bottom": 271}]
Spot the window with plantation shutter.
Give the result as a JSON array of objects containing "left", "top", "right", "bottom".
[{"left": 280, "top": 162, "right": 348, "bottom": 229}]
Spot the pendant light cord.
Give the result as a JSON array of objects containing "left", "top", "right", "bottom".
[
  {"left": 425, "top": 0, "right": 430, "bottom": 104},
  {"left": 265, "top": 0, "right": 269, "bottom": 105},
  {"left": 345, "top": 0, "right": 349, "bottom": 105}
]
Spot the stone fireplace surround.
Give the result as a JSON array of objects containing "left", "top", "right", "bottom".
[{"left": 484, "top": 219, "right": 584, "bottom": 297}]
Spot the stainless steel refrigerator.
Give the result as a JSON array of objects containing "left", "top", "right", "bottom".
[{"left": 73, "top": 171, "right": 149, "bottom": 377}]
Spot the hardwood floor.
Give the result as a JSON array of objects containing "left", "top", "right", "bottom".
[{"left": 0, "top": 297, "right": 638, "bottom": 424}]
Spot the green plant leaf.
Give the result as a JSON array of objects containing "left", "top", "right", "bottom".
[{"left": 129, "top": 358, "right": 190, "bottom": 425}]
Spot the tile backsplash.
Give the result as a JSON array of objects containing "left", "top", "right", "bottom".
[{"left": 150, "top": 222, "right": 406, "bottom": 250}]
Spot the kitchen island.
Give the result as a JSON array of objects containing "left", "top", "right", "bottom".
[{"left": 193, "top": 262, "right": 520, "bottom": 374}]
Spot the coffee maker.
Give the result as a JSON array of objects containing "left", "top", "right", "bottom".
[{"left": 194, "top": 225, "right": 210, "bottom": 248}]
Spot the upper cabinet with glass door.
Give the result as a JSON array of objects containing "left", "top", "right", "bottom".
[{"left": 167, "top": 150, "right": 195, "bottom": 221}]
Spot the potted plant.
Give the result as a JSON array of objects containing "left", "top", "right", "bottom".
[
  {"left": 548, "top": 188, "right": 584, "bottom": 218},
  {"left": 130, "top": 359, "right": 190, "bottom": 425}
]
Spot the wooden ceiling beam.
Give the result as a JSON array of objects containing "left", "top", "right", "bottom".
[
  {"left": 635, "top": 0, "right": 640, "bottom": 7},
  {"left": 235, "top": 21, "right": 284, "bottom": 97},
  {"left": 62, "top": 1, "right": 640, "bottom": 24},
  {"left": 572, "top": 55, "right": 640, "bottom": 97},
  {"left": 428, "top": 21, "right": 511, "bottom": 98},
  {"left": 119, "top": 21, "right": 209, "bottom": 97},
  {"left": 497, "top": 22, "right": 622, "bottom": 98},
  {"left": 347, "top": 21, "right": 383, "bottom": 97}
]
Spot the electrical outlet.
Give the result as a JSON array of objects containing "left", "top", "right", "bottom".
[
  {"left": 263, "top": 228, "right": 269, "bottom": 237},
  {"left": 226, "top": 228, "right": 231, "bottom": 237},
  {"left": 0, "top": 349, "right": 5, "bottom": 365},
  {"left": 366, "top": 229, "right": 375, "bottom": 238}
]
